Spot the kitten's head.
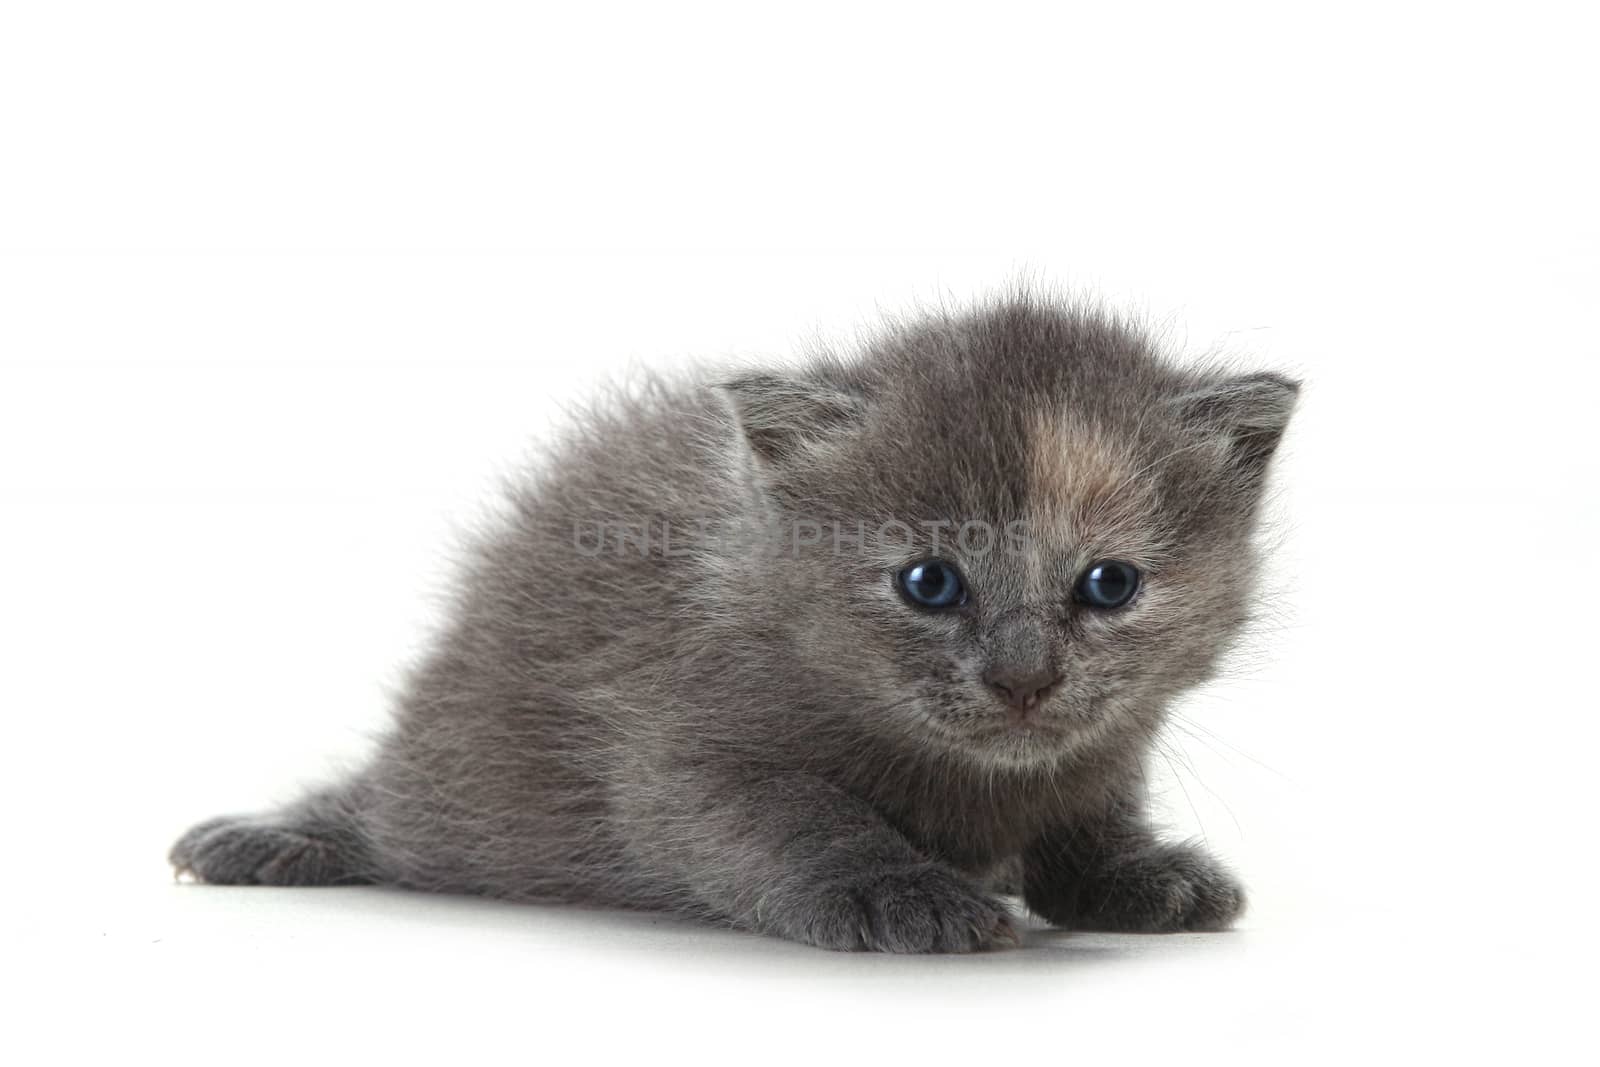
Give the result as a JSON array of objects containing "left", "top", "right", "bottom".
[{"left": 720, "top": 297, "right": 1298, "bottom": 768}]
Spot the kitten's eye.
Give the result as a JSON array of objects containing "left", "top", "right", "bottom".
[
  {"left": 1074, "top": 560, "right": 1140, "bottom": 609},
  {"left": 898, "top": 559, "right": 967, "bottom": 610}
]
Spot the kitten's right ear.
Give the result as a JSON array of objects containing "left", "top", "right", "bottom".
[{"left": 716, "top": 372, "right": 868, "bottom": 468}]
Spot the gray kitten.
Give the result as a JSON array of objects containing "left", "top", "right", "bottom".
[{"left": 172, "top": 294, "right": 1298, "bottom": 952}]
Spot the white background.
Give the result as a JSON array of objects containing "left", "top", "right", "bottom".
[{"left": 3, "top": 1, "right": 1597, "bottom": 1062}]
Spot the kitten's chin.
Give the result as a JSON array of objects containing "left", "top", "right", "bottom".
[{"left": 968, "top": 731, "right": 1061, "bottom": 767}]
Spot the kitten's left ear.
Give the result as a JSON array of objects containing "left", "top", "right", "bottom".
[
  {"left": 717, "top": 372, "right": 868, "bottom": 468},
  {"left": 1172, "top": 372, "right": 1301, "bottom": 480}
]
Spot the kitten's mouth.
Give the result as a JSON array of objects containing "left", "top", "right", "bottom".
[
  {"left": 906, "top": 690, "right": 1104, "bottom": 760},
  {"left": 970, "top": 694, "right": 1109, "bottom": 748},
  {"left": 1003, "top": 706, "right": 1049, "bottom": 731},
  {"left": 975, "top": 705, "right": 1068, "bottom": 744}
]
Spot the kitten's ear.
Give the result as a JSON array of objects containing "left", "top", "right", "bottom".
[
  {"left": 716, "top": 372, "right": 868, "bottom": 467},
  {"left": 1173, "top": 372, "right": 1301, "bottom": 480}
]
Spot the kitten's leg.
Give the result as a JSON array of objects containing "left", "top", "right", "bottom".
[
  {"left": 1021, "top": 807, "right": 1244, "bottom": 933},
  {"left": 170, "top": 783, "right": 373, "bottom": 887},
  {"left": 624, "top": 772, "right": 1016, "bottom": 953}
]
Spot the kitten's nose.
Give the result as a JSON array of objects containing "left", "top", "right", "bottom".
[{"left": 983, "top": 666, "right": 1061, "bottom": 712}]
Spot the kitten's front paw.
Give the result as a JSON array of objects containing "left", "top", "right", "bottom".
[
  {"left": 802, "top": 862, "right": 1017, "bottom": 954},
  {"left": 1069, "top": 844, "right": 1245, "bottom": 933},
  {"left": 170, "top": 815, "right": 353, "bottom": 887}
]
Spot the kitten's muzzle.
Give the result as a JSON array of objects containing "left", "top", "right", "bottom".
[{"left": 981, "top": 610, "right": 1061, "bottom": 715}]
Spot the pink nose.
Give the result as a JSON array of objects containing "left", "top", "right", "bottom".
[{"left": 983, "top": 667, "right": 1061, "bottom": 711}]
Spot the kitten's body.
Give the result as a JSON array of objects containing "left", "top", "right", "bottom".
[{"left": 173, "top": 296, "right": 1297, "bottom": 951}]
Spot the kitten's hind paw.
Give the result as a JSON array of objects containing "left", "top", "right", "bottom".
[
  {"left": 170, "top": 814, "right": 367, "bottom": 887},
  {"left": 801, "top": 862, "right": 1017, "bottom": 954}
]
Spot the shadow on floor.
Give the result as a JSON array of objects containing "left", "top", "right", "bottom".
[{"left": 167, "top": 881, "right": 1242, "bottom": 976}]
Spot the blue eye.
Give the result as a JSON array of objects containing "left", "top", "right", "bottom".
[
  {"left": 1075, "top": 560, "right": 1140, "bottom": 609},
  {"left": 898, "top": 559, "right": 966, "bottom": 609}
]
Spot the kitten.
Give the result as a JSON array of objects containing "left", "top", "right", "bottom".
[{"left": 171, "top": 294, "right": 1298, "bottom": 953}]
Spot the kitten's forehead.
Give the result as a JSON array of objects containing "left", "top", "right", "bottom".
[{"left": 1022, "top": 408, "right": 1163, "bottom": 560}]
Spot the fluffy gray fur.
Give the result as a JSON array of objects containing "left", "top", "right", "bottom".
[{"left": 172, "top": 293, "right": 1298, "bottom": 953}]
